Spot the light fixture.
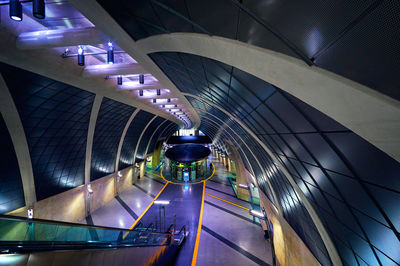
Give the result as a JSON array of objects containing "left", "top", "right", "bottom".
[
  {"left": 167, "top": 98, "right": 171, "bottom": 103},
  {"left": 117, "top": 75, "right": 122, "bottom": 85},
  {"left": 118, "top": 171, "right": 122, "bottom": 177},
  {"left": 77, "top": 46, "right": 84, "bottom": 66},
  {"left": 139, "top": 89, "right": 143, "bottom": 96},
  {"left": 157, "top": 89, "right": 161, "bottom": 96},
  {"left": 32, "top": 0, "right": 45, "bottom": 19},
  {"left": 10, "top": 0, "right": 22, "bottom": 21},
  {"left": 161, "top": 105, "right": 165, "bottom": 108},
  {"left": 238, "top": 184, "right": 249, "bottom": 190},
  {"left": 87, "top": 184, "right": 94, "bottom": 194},
  {"left": 107, "top": 41, "right": 114, "bottom": 64},
  {"left": 154, "top": 200, "right": 170, "bottom": 205},
  {"left": 179, "top": 109, "right": 182, "bottom": 111},
  {"left": 27, "top": 208, "right": 33, "bottom": 219},
  {"left": 153, "top": 99, "right": 157, "bottom": 103},
  {"left": 174, "top": 104, "right": 177, "bottom": 108},
  {"left": 249, "top": 209, "right": 266, "bottom": 220},
  {"left": 139, "top": 74, "right": 144, "bottom": 84}
]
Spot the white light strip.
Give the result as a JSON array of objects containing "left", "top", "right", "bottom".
[
  {"left": 154, "top": 200, "right": 170, "bottom": 205},
  {"left": 249, "top": 209, "right": 265, "bottom": 219},
  {"left": 238, "top": 184, "right": 249, "bottom": 189}
]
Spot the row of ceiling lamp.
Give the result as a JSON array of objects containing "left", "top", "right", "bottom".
[
  {"left": 76, "top": 43, "right": 189, "bottom": 121},
  {"left": 7, "top": 0, "right": 190, "bottom": 124},
  {"left": 9, "top": 0, "right": 45, "bottom": 21}
]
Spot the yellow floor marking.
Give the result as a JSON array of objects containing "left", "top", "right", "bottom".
[
  {"left": 205, "top": 193, "right": 250, "bottom": 211},
  {"left": 159, "top": 163, "right": 215, "bottom": 185},
  {"left": 145, "top": 170, "right": 161, "bottom": 178},
  {"left": 191, "top": 181, "right": 206, "bottom": 266},
  {"left": 123, "top": 182, "right": 169, "bottom": 238}
]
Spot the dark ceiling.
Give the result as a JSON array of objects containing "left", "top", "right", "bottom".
[
  {"left": 96, "top": 1, "right": 400, "bottom": 264},
  {"left": 152, "top": 52, "right": 400, "bottom": 265},
  {"left": 98, "top": 0, "right": 400, "bottom": 101}
]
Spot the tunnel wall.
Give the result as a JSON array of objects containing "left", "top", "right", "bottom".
[{"left": 0, "top": 63, "right": 178, "bottom": 219}]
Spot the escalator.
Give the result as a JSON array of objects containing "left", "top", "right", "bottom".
[{"left": 0, "top": 214, "right": 186, "bottom": 266}]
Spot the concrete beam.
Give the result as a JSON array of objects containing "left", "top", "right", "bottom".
[
  {"left": 16, "top": 27, "right": 108, "bottom": 50},
  {"left": 132, "top": 116, "right": 158, "bottom": 164},
  {"left": 0, "top": 74, "right": 36, "bottom": 207},
  {"left": 0, "top": 30, "right": 182, "bottom": 127},
  {"left": 144, "top": 120, "right": 168, "bottom": 156},
  {"left": 85, "top": 95, "right": 103, "bottom": 184},
  {"left": 200, "top": 114, "right": 281, "bottom": 212},
  {"left": 69, "top": 0, "right": 200, "bottom": 129},
  {"left": 115, "top": 108, "right": 140, "bottom": 171},
  {"left": 186, "top": 93, "right": 342, "bottom": 266},
  {"left": 82, "top": 63, "right": 146, "bottom": 78},
  {"left": 137, "top": 32, "right": 400, "bottom": 163}
]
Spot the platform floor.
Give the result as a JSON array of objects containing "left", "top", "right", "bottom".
[{"left": 81, "top": 155, "right": 273, "bottom": 266}]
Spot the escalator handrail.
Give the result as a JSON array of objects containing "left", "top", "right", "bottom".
[{"left": 0, "top": 214, "right": 168, "bottom": 236}]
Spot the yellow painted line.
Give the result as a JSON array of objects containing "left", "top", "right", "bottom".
[
  {"left": 159, "top": 163, "right": 215, "bottom": 185},
  {"left": 191, "top": 181, "right": 206, "bottom": 266},
  {"left": 205, "top": 193, "right": 250, "bottom": 211},
  {"left": 145, "top": 170, "right": 161, "bottom": 178},
  {"left": 123, "top": 182, "right": 169, "bottom": 238}
]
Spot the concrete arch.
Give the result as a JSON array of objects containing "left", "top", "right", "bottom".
[
  {"left": 200, "top": 113, "right": 282, "bottom": 214},
  {"left": 115, "top": 109, "right": 140, "bottom": 171},
  {"left": 85, "top": 95, "right": 103, "bottom": 184},
  {"left": 185, "top": 94, "right": 342, "bottom": 265},
  {"left": 132, "top": 116, "right": 158, "bottom": 164},
  {"left": 0, "top": 74, "right": 36, "bottom": 207},
  {"left": 144, "top": 120, "right": 168, "bottom": 156},
  {"left": 137, "top": 32, "right": 400, "bottom": 163}
]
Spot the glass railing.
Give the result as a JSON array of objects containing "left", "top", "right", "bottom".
[{"left": 0, "top": 215, "right": 172, "bottom": 252}]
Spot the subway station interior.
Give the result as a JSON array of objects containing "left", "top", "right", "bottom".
[{"left": 0, "top": 1, "right": 399, "bottom": 265}]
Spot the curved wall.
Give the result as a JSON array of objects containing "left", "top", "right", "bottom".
[
  {"left": 0, "top": 63, "right": 178, "bottom": 209},
  {"left": 91, "top": 98, "right": 135, "bottom": 181},
  {"left": 1, "top": 63, "right": 95, "bottom": 201},
  {"left": 0, "top": 115, "right": 25, "bottom": 213},
  {"left": 145, "top": 51, "right": 400, "bottom": 265}
]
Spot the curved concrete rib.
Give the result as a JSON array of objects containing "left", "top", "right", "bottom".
[
  {"left": 85, "top": 95, "right": 103, "bottom": 184},
  {"left": 0, "top": 74, "right": 36, "bottom": 207},
  {"left": 69, "top": 0, "right": 200, "bottom": 129},
  {"left": 184, "top": 93, "right": 342, "bottom": 266},
  {"left": 200, "top": 113, "right": 282, "bottom": 214},
  {"left": 132, "top": 116, "right": 158, "bottom": 164},
  {"left": 144, "top": 120, "right": 168, "bottom": 156},
  {"left": 115, "top": 109, "right": 140, "bottom": 171},
  {"left": 137, "top": 32, "right": 400, "bottom": 163}
]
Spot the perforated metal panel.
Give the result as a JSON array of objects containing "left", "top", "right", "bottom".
[
  {"left": 135, "top": 116, "right": 164, "bottom": 160},
  {"left": 90, "top": 98, "right": 135, "bottom": 181},
  {"left": 147, "top": 121, "right": 173, "bottom": 154},
  {"left": 118, "top": 110, "right": 154, "bottom": 170},
  {"left": 0, "top": 115, "right": 25, "bottom": 214},
  {"left": 1, "top": 63, "right": 95, "bottom": 201},
  {"left": 150, "top": 51, "right": 400, "bottom": 264},
  {"left": 99, "top": 0, "right": 400, "bottom": 100}
]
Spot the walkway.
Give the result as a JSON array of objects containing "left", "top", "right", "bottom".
[{"left": 81, "top": 155, "right": 273, "bottom": 265}]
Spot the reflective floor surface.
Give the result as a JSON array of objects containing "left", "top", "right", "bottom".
[{"left": 81, "top": 155, "right": 273, "bottom": 265}]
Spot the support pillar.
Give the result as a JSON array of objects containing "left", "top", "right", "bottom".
[
  {"left": 139, "top": 161, "right": 145, "bottom": 179},
  {"left": 152, "top": 141, "right": 163, "bottom": 168}
]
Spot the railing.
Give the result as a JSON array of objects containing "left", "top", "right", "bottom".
[{"left": 0, "top": 214, "right": 172, "bottom": 253}]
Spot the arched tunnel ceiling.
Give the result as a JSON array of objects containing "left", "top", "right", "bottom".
[
  {"left": 98, "top": 0, "right": 400, "bottom": 101},
  {"left": 191, "top": 94, "right": 400, "bottom": 265},
  {"left": 93, "top": 1, "right": 400, "bottom": 264}
]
